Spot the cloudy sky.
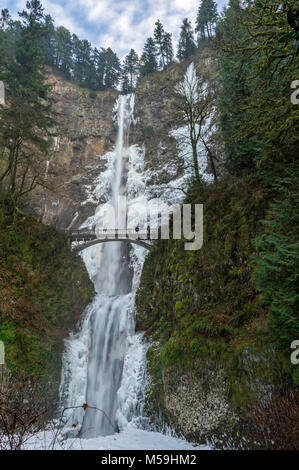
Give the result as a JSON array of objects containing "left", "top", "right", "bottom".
[{"left": 3, "top": 0, "right": 227, "bottom": 57}]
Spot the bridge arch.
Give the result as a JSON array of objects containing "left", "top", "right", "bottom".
[{"left": 72, "top": 237, "right": 152, "bottom": 253}]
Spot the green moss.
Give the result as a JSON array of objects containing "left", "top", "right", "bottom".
[
  {"left": 174, "top": 300, "right": 184, "bottom": 314},
  {"left": 293, "top": 366, "right": 299, "bottom": 386},
  {"left": 144, "top": 343, "right": 165, "bottom": 422},
  {"left": 136, "top": 175, "right": 295, "bottom": 415},
  {"left": 143, "top": 125, "right": 154, "bottom": 138},
  {"left": 0, "top": 198, "right": 95, "bottom": 383},
  {"left": 0, "top": 319, "right": 16, "bottom": 346}
]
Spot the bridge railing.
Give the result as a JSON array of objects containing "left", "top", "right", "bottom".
[
  {"left": 96, "top": 229, "right": 149, "bottom": 239},
  {"left": 68, "top": 227, "right": 150, "bottom": 241}
]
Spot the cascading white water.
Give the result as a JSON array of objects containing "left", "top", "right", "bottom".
[
  {"left": 59, "top": 94, "right": 147, "bottom": 438},
  {"left": 59, "top": 83, "right": 213, "bottom": 447}
]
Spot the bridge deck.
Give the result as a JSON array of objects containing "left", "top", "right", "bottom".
[
  {"left": 67, "top": 228, "right": 152, "bottom": 252},
  {"left": 68, "top": 229, "right": 150, "bottom": 242}
]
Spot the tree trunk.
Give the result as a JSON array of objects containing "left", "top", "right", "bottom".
[
  {"left": 209, "top": 151, "right": 218, "bottom": 182},
  {"left": 192, "top": 143, "right": 201, "bottom": 183},
  {"left": 190, "top": 121, "right": 201, "bottom": 183},
  {"left": 203, "top": 139, "right": 218, "bottom": 182}
]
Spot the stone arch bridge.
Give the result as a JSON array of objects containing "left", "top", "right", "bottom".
[{"left": 67, "top": 228, "right": 152, "bottom": 253}]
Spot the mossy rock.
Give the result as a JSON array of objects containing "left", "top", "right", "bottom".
[
  {"left": 0, "top": 198, "right": 95, "bottom": 385},
  {"left": 136, "top": 175, "right": 298, "bottom": 446}
]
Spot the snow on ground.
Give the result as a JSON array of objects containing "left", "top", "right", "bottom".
[{"left": 25, "top": 425, "right": 209, "bottom": 451}]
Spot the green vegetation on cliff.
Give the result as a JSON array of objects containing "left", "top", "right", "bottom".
[
  {"left": 136, "top": 176, "right": 271, "bottom": 366},
  {"left": 136, "top": 164, "right": 299, "bottom": 447},
  {"left": 135, "top": 1, "right": 298, "bottom": 449},
  {"left": 137, "top": 167, "right": 298, "bottom": 379},
  {"left": 254, "top": 164, "right": 299, "bottom": 384},
  {"left": 0, "top": 198, "right": 94, "bottom": 381},
  {"left": 216, "top": 1, "right": 298, "bottom": 173}
]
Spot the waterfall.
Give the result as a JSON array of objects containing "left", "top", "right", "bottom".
[{"left": 59, "top": 94, "right": 147, "bottom": 438}]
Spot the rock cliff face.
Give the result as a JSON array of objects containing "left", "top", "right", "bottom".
[
  {"left": 28, "top": 72, "right": 118, "bottom": 229},
  {"left": 132, "top": 62, "right": 184, "bottom": 188},
  {"left": 26, "top": 48, "right": 219, "bottom": 230},
  {"left": 132, "top": 48, "right": 219, "bottom": 189}
]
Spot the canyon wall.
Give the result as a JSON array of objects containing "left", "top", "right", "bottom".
[
  {"left": 27, "top": 47, "right": 219, "bottom": 231},
  {"left": 136, "top": 176, "right": 296, "bottom": 449},
  {"left": 27, "top": 72, "right": 118, "bottom": 229}
]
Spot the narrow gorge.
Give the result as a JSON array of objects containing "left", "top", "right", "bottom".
[
  {"left": 55, "top": 87, "right": 212, "bottom": 449},
  {"left": 1, "top": 0, "right": 298, "bottom": 451}
]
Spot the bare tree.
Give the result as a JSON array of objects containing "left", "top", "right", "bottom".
[
  {"left": 173, "top": 62, "right": 219, "bottom": 184},
  {"left": 0, "top": 369, "right": 57, "bottom": 450},
  {"left": 0, "top": 368, "right": 115, "bottom": 450}
]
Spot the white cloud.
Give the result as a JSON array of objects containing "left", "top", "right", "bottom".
[{"left": 5, "top": 0, "right": 227, "bottom": 58}]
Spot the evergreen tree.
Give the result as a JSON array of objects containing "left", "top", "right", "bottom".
[
  {"left": 102, "top": 47, "right": 121, "bottom": 89},
  {"left": 72, "top": 35, "right": 96, "bottom": 88},
  {"left": 195, "top": 5, "right": 206, "bottom": 40},
  {"left": 0, "top": 9, "right": 14, "bottom": 69},
  {"left": 195, "top": 0, "right": 218, "bottom": 41},
  {"left": 216, "top": 0, "right": 256, "bottom": 172},
  {"left": 0, "top": 0, "right": 54, "bottom": 203},
  {"left": 0, "top": 8, "right": 11, "bottom": 29},
  {"left": 154, "top": 19, "right": 166, "bottom": 68},
  {"left": 153, "top": 20, "right": 174, "bottom": 69},
  {"left": 216, "top": 0, "right": 298, "bottom": 172},
  {"left": 42, "top": 14, "right": 55, "bottom": 67},
  {"left": 254, "top": 163, "right": 299, "bottom": 384},
  {"left": 72, "top": 34, "right": 83, "bottom": 83},
  {"left": 177, "top": 18, "right": 197, "bottom": 62},
  {"left": 139, "top": 38, "right": 158, "bottom": 78},
  {"left": 87, "top": 47, "right": 101, "bottom": 90},
  {"left": 95, "top": 47, "right": 107, "bottom": 90},
  {"left": 123, "top": 48, "right": 139, "bottom": 92},
  {"left": 53, "top": 26, "right": 73, "bottom": 78},
  {"left": 162, "top": 32, "right": 174, "bottom": 66},
  {"left": 94, "top": 47, "right": 121, "bottom": 90},
  {"left": 121, "top": 72, "right": 130, "bottom": 94}
]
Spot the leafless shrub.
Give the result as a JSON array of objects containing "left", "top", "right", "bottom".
[
  {"left": 0, "top": 368, "right": 57, "bottom": 450},
  {"left": 250, "top": 389, "right": 299, "bottom": 450},
  {"left": 0, "top": 367, "right": 115, "bottom": 450}
]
